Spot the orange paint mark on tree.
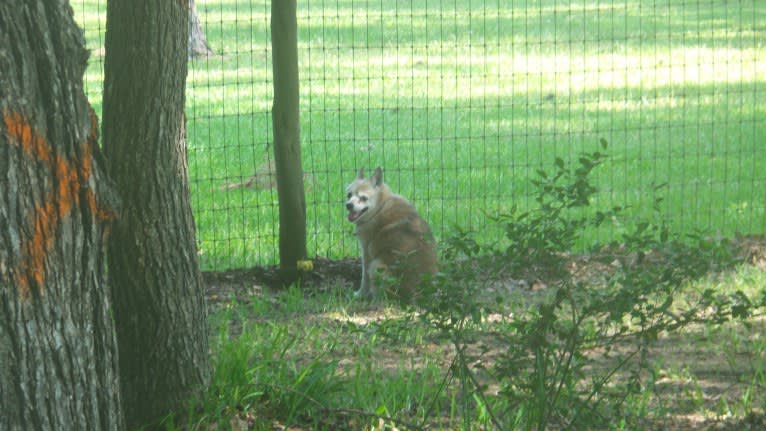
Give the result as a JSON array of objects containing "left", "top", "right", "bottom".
[
  {"left": 3, "top": 110, "right": 58, "bottom": 298},
  {"left": 82, "top": 106, "right": 117, "bottom": 223},
  {"left": 3, "top": 108, "right": 115, "bottom": 299},
  {"left": 18, "top": 201, "right": 60, "bottom": 293},
  {"left": 55, "top": 154, "right": 81, "bottom": 217},
  {"left": 3, "top": 110, "right": 53, "bottom": 167}
]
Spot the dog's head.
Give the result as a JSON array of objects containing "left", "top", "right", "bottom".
[{"left": 345, "top": 167, "right": 384, "bottom": 224}]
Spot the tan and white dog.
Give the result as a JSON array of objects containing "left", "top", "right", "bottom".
[{"left": 345, "top": 167, "right": 438, "bottom": 301}]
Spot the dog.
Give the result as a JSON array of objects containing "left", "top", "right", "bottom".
[{"left": 345, "top": 167, "right": 438, "bottom": 301}]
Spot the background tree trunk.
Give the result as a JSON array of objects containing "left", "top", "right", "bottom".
[
  {"left": 272, "top": 0, "right": 308, "bottom": 284},
  {"left": 102, "top": 1, "right": 210, "bottom": 428},
  {"left": 0, "top": 2, "right": 122, "bottom": 430},
  {"left": 189, "top": 0, "right": 213, "bottom": 58}
]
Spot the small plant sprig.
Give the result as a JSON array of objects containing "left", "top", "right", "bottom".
[{"left": 492, "top": 138, "right": 621, "bottom": 278}]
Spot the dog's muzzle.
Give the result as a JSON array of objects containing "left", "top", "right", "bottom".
[{"left": 346, "top": 203, "right": 367, "bottom": 223}]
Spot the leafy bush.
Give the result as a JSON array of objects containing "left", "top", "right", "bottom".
[
  {"left": 167, "top": 139, "right": 763, "bottom": 430},
  {"left": 416, "top": 139, "right": 762, "bottom": 430}
]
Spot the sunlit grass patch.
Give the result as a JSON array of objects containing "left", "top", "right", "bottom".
[{"left": 72, "top": 0, "right": 765, "bottom": 270}]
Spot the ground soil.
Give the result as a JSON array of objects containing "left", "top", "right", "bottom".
[
  {"left": 202, "top": 235, "right": 766, "bottom": 430},
  {"left": 204, "top": 234, "right": 766, "bottom": 307}
]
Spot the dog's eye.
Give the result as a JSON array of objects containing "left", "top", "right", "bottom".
[
  {"left": 360, "top": 196, "right": 368, "bottom": 202},
  {"left": 347, "top": 192, "right": 352, "bottom": 199}
]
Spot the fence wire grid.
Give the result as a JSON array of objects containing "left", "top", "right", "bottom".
[{"left": 74, "top": 0, "right": 765, "bottom": 271}]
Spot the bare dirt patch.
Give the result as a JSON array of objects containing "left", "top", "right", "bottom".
[{"left": 202, "top": 235, "right": 766, "bottom": 430}]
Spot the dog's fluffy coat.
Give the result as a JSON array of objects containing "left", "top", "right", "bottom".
[{"left": 346, "top": 167, "right": 437, "bottom": 300}]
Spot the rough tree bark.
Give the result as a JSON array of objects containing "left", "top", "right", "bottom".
[
  {"left": 0, "top": 2, "right": 123, "bottom": 430},
  {"left": 102, "top": 0, "right": 210, "bottom": 428},
  {"left": 272, "top": 0, "right": 308, "bottom": 284}
]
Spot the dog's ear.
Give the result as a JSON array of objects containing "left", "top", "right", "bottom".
[
  {"left": 356, "top": 168, "right": 365, "bottom": 179},
  {"left": 372, "top": 166, "right": 383, "bottom": 187}
]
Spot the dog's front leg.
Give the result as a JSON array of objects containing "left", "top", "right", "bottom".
[
  {"left": 355, "top": 246, "right": 372, "bottom": 298},
  {"left": 361, "top": 258, "right": 388, "bottom": 299}
]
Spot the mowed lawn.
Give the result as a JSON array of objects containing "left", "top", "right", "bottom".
[{"left": 73, "top": 0, "right": 765, "bottom": 270}]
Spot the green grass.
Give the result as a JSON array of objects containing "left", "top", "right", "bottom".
[
  {"left": 72, "top": 0, "right": 766, "bottom": 270},
  {"left": 193, "top": 288, "right": 460, "bottom": 429},
  {"left": 160, "top": 261, "right": 766, "bottom": 430}
]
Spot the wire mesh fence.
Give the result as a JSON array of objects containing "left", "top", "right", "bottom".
[{"left": 74, "top": 0, "right": 765, "bottom": 271}]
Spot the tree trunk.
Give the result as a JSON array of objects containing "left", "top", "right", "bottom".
[
  {"left": 189, "top": 0, "right": 213, "bottom": 58},
  {"left": 102, "top": 1, "right": 210, "bottom": 428},
  {"left": 271, "top": 0, "right": 308, "bottom": 284},
  {"left": 0, "top": 2, "right": 123, "bottom": 430}
]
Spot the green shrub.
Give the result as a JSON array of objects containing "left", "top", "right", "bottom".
[{"left": 417, "top": 140, "right": 762, "bottom": 430}]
